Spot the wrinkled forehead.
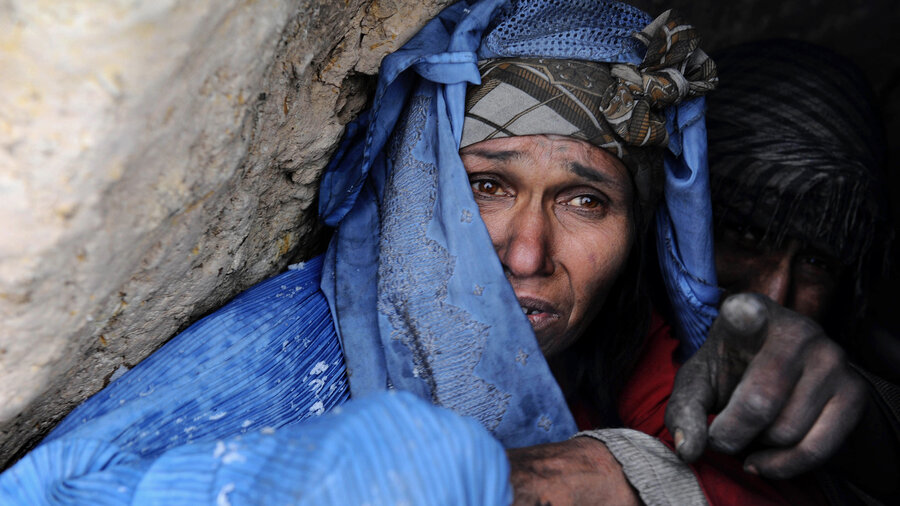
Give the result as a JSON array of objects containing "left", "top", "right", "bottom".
[{"left": 459, "top": 133, "right": 632, "bottom": 192}]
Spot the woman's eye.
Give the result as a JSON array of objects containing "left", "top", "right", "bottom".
[
  {"left": 565, "top": 195, "right": 601, "bottom": 208},
  {"left": 471, "top": 180, "right": 506, "bottom": 196}
]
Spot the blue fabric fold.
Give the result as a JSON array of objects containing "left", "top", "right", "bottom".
[
  {"left": 1, "top": 258, "right": 512, "bottom": 505},
  {"left": 1, "top": 256, "right": 351, "bottom": 503},
  {"left": 318, "top": 0, "right": 499, "bottom": 227},
  {"left": 129, "top": 392, "right": 510, "bottom": 506},
  {"left": 321, "top": 0, "right": 580, "bottom": 447},
  {"left": 657, "top": 98, "right": 721, "bottom": 357}
]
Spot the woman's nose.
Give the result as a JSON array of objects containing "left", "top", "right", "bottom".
[{"left": 497, "top": 205, "right": 555, "bottom": 278}]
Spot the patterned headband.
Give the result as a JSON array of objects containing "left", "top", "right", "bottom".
[{"left": 462, "top": 10, "right": 717, "bottom": 161}]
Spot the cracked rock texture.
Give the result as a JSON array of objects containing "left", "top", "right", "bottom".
[{"left": 0, "top": 0, "right": 454, "bottom": 468}]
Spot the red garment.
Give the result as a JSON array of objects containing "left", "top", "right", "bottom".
[{"left": 614, "top": 312, "right": 826, "bottom": 506}]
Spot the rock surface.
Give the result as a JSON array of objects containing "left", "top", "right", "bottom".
[{"left": 0, "top": 0, "right": 453, "bottom": 468}]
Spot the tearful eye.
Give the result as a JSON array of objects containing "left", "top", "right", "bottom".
[
  {"left": 565, "top": 195, "right": 601, "bottom": 208},
  {"left": 471, "top": 179, "right": 507, "bottom": 196}
]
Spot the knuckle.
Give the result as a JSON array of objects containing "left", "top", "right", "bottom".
[
  {"left": 814, "top": 344, "right": 843, "bottom": 371},
  {"left": 765, "top": 425, "right": 804, "bottom": 447},
  {"left": 820, "top": 337, "right": 845, "bottom": 358},
  {"left": 741, "top": 392, "right": 780, "bottom": 422},
  {"left": 774, "top": 318, "right": 822, "bottom": 349},
  {"left": 803, "top": 340, "right": 848, "bottom": 381}
]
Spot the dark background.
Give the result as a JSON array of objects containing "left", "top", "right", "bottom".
[{"left": 630, "top": 0, "right": 900, "bottom": 331}]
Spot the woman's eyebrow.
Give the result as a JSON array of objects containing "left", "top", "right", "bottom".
[
  {"left": 568, "top": 161, "right": 624, "bottom": 189},
  {"left": 460, "top": 148, "right": 520, "bottom": 161}
]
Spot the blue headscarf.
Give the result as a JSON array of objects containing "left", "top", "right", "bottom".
[{"left": 319, "top": 0, "right": 718, "bottom": 447}]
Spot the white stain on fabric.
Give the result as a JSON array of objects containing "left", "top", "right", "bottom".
[
  {"left": 309, "top": 378, "right": 325, "bottom": 393},
  {"left": 310, "top": 361, "right": 328, "bottom": 375},
  {"left": 216, "top": 483, "right": 235, "bottom": 506},
  {"left": 241, "top": 419, "right": 253, "bottom": 428},
  {"left": 223, "top": 450, "right": 245, "bottom": 465},
  {"left": 288, "top": 261, "right": 306, "bottom": 270},
  {"left": 261, "top": 426, "right": 276, "bottom": 435},
  {"left": 209, "top": 411, "right": 227, "bottom": 421},
  {"left": 309, "top": 400, "right": 325, "bottom": 415},
  {"left": 213, "top": 441, "right": 226, "bottom": 458}
]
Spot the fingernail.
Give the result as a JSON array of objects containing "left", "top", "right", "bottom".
[
  {"left": 744, "top": 463, "right": 758, "bottom": 475},
  {"left": 674, "top": 428, "right": 685, "bottom": 450}
]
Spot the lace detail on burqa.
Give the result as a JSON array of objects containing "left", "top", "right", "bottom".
[{"left": 377, "top": 96, "right": 510, "bottom": 430}]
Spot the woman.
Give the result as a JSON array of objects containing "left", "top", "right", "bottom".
[
  {"left": 0, "top": 1, "right": 852, "bottom": 504},
  {"left": 318, "top": 0, "right": 719, "bottom": 445}
]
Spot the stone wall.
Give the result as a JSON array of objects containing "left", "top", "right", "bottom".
[
  {"left": 2, "top": 0, "right": 897, "bottom": 469},
  {"left": 0, "top": 0, "right": 454, "bottom": 469}
]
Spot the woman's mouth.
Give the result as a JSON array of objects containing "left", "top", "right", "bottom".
[{"left": 517, "top": 296, "right": 560, "bottom": 331}]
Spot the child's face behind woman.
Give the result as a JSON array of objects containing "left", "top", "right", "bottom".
[{"left": 460, "top": 134, "right": 635, "bottom": 357}]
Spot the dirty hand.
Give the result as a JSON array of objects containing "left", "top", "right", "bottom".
[
  {"left": 508, "top": 437, "right": 640, "bottom": 506},
  {"left": 665, "top": 293, "right": 867, "bottom": 478}
]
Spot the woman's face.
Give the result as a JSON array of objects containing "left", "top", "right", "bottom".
[{"left": 460, "top": 134, "right": 634, "bottom": 357}]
